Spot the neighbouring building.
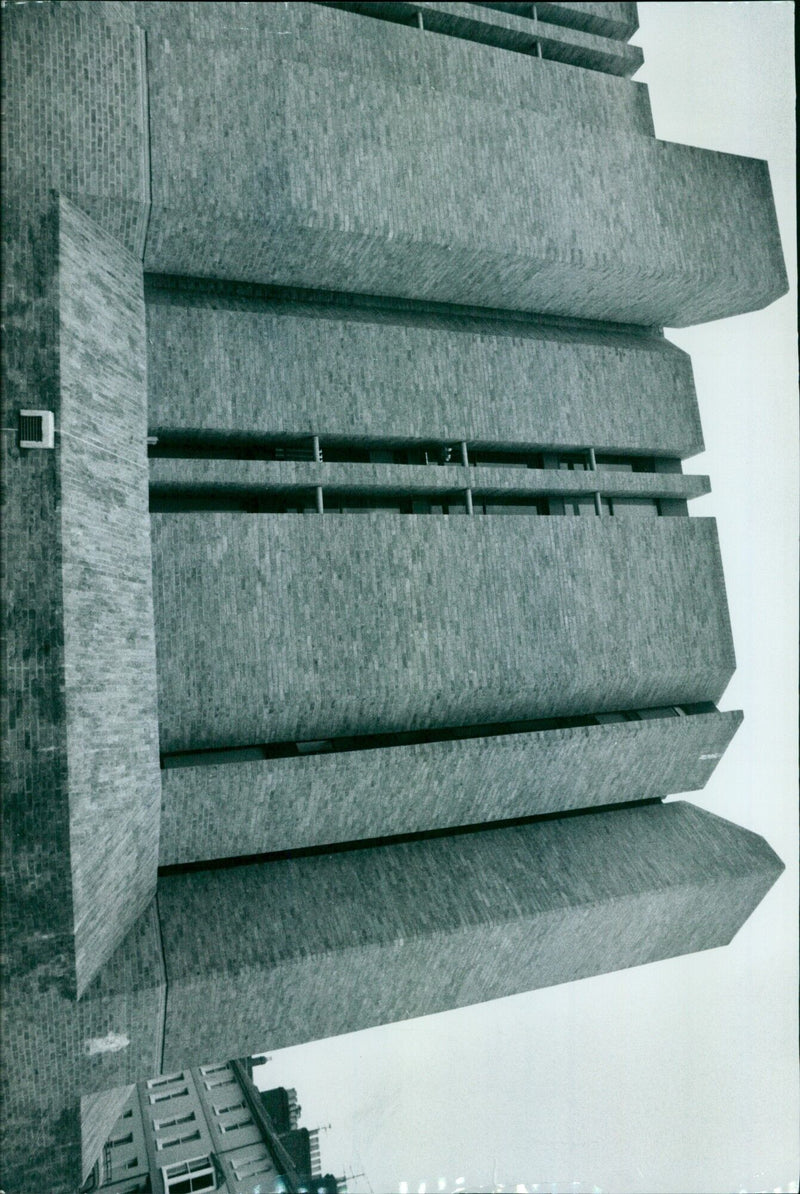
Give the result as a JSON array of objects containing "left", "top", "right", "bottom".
[
  {"left": 0, "top": 3, "right": 788, "bottom": 1192},
  {"left": 79, "top": 1059, "right": 340, "bottom": 1194}
]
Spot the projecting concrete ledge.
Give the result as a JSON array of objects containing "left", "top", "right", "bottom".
[
  {"left": 148, "top": 457, "right": 710, "bottom": 502},
  {"left": 155, "top": 801, "right": 784, "bottom": 1068}
]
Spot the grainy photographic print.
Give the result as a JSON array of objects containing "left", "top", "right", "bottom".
[{"left": 1, "top": 2, "right": 796, "bottom": 1194}]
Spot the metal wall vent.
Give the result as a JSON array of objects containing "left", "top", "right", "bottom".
[{"left": 19, "top": 410, "right": 55, "bottom": 449}]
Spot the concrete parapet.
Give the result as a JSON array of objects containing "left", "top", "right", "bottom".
[
  {"left": 151, "top": 513, "right": 736, "bottom": 752},
  {"left": 159, "top": 710, "right": 742, "bottom": 863},
  {"left": 156, "top": 802, "right": 784, "bottom": 1066}
]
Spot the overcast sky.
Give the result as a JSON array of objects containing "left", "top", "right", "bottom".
[{"left": 254, "top": 7, "right": 798, "bottom": 1192}]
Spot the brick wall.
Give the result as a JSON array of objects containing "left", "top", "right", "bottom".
[
  {"left": 58, "top": 197, "right": 162, "bottom": 998},
  {"left": 145, "top": 285, "right": 702, "bottom": 456},
  {"left": 157, "top": 802, "right": 783, "bottom": 1067},
  {"left": 159, "top": 710, "right": 742, "bottom": 863},
  {"left": 141, "top": 19, "right": 786, "bottom": 323},
  {"left": 1, "top": 901, "right": 165, "bottom": 1194},
  {"left": 151, "top": 514, "right": 736, "bottom": 752},
  {"left": 1, "top": 194, "right": 163, "bottom": 1192},
  {"left": 70, "top": 1, "right": 654, "bottom": 132},
  {"left": 1, "top": 4, "right": 149, "bottom": 255}
]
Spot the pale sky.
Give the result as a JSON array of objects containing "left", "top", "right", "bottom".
[{"left": 254, "top": 7, "right": 799, "bottom": 1192}]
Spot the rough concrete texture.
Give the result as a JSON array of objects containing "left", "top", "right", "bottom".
[
  {"left": 159, "top": 710, "right": 742, "bottom": 864},
  {"left": 157, "top": 802, "right": 784, "bottom": 1067},
  {"left": 142, "top": 19, "right": 787, "bottom": 324},
  {"left": 58, "top": 2, "right": 654, "bottom": 133},
  {"left": 1, "top": 3, "right": 149, "bottom": 255},
  {"left": 0, "top": 901, "right": 165, "bottom": 1194},
  {"left": 151, "top": 514, "right": 736, "bottom": 752},
  {"left": 3, "top": 3, "right": 786, "bottom": 323},
  {"left": 145, "top": 284, "right": 703, "bottom": 456},
  {"left": 58, "top": 197, "right": 162, "bottom": 998},
  {"left": 1, "top": 193, "right": 162, "bottom": 1190}
]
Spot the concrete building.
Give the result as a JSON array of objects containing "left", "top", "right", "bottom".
[
  {"left": 79, "top": 1060, "right": 340, "bottom": 1194},
  {"left": 0, "top": 2, "right": 788, "bottom": 1191}
]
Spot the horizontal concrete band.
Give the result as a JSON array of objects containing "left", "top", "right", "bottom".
[
  {"left": 145, "top": 283, "right": 702, "bottom": 459},
  {"left": 158, "top": 709, "right": 742, "bottom": 864},
  {"left": 156, "top": 801, "right": 784, "bottom": 1067},
  {"left": 149, "top": 459, "right": 708, "bottom": 502}
]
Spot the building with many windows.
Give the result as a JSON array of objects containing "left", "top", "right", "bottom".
[
  {"left": 0, "top": 2, "right": 788, "bottom": 1191},
  {"left": 80, "top": 1060, "right": 340, "bottom": 1194}
]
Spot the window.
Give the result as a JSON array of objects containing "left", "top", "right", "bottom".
[
  {"left": 157, "top": 1128, "right": 202, "bottom": 1151},
  {"left": 109, "top": 1132, "right": 134, "bottom": 1148},
  {"left": 203, "top": 1074, "right": 235, "bottom": 1090},
  {"left": 213, "top": 1099, "right": 246, "bottom": 1116},
  {"left": 199, "top": 1063, "right": 229, "bottom": 1077},
  {"left": 149, "top": 1086, "right": 189, "bottom": 1104},
  {"left": 147, "top": 1073, "right": 184, "bottom": 1089},
  {"left": 219, "top": 1114, "right": 252, "bottom": 1133},
  {"left": 154, "top": 1111, "right": 196, "bottom": 1132},
  {"left": 162, "top": 1156, "right": 216, "bottom": 1193},
  {"left": 232, "top": 1150, "right": 272, "bottom": 1180},
  {"left": 556, "top": 452, "right": 590, "bottom": 471}
]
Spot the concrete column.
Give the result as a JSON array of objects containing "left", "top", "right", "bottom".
[
  {"left": 465, "top": 488, "right": 474, "bottom": 515},
  {"left": 316, "top": 485, "right": 324, "bottom": 514}
]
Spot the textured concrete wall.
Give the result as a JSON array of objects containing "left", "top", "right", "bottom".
[
  {"left": 142, "top": 17, "right": 786, "bottom": 324},
  {"left": 1, "top": 198, "right": 76, "bottom": 1008},
  {"left": 72, "top": 1, "right": 654, "bottom": 133},
  {"left": 145, "top": 287, "right": 702, "bottom": 456},
  {"left": 159, "top": 710, "right": 742, "bottom": 863},
  {"left": 1, "top": 3, "right": 149, "bottom": 255},
  {"left": 1, "top": 901, "right": 165, "bottom": 1194},
  {"left": 157, "top": 802, "right": 783, "bottom": 1067},
  {"left": 4, "top": 4, "right": 785, "bottom": 324},
  {"left": 151, "top": 514, "right": 735, "bottom": 752},
  {"left": 1, "top": 195, "right": 164, "bottom": 1193},
  {"left": 58, "top": 197, "right": 162, "bottom": 998}
]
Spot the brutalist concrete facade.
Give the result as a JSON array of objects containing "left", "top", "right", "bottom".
[{"left": 0, "top": 3, "right": 788, "bottom": 1192}]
